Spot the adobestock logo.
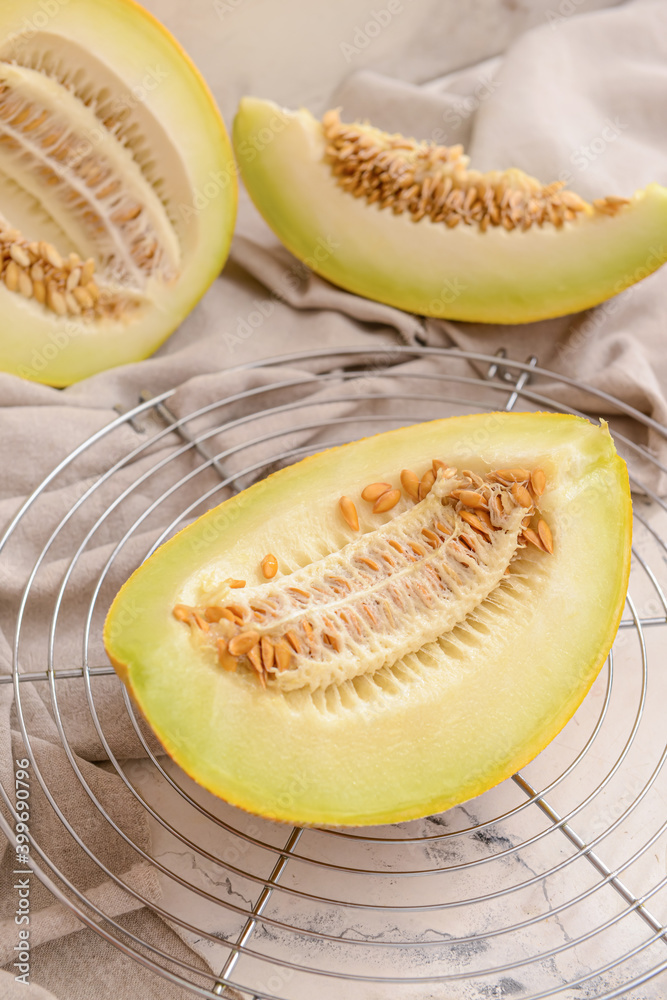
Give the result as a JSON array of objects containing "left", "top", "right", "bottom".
[
  {"left": 555, "top": 117, "right": 631, "bottom": 189},
  {"left": 178, "top": 166, "right": 237, "bottom": 223},
  {"left": 7, "top": 0, "right": 70, "bottom": 46},
  {"left": 569, "top": 117, "right": 629, "bottom": 173},
  {"left": 213, "top": 0, "right": 245, "bottom": 17},
  {"left": 426, "top": 276, "right": 468, "bottom": 315},
  {"left": 234, "top": 109, "right": 291, "bottom": 164},
  {"left": 17, "top": 318, "right": 84, "bottom": 380},
  {"left": 546, "top": 0, "right": 587, "bottom": 29}
]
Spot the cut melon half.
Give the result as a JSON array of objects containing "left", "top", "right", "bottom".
[
  {"left": 0, "top": 0, "right": 237, "bottom": 385},
  {"left": 104, "top": 412, "right": 631, "bottom": 826},
  {"left": 233, "top": 97, "right": 667, "bottom": 324}
]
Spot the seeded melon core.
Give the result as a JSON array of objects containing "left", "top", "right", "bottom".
[
  {"left": 0, "top": 0, "right": 237, "bottom": 385},
  {"left": 233, "top": 97, "right": 667, "bottom": 324},
  {"left": 104, "top": 413, "right": 631, "bottom": 826}
]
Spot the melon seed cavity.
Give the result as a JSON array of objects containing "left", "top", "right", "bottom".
[
  {"left": 175, "top": 462, "right": 553, "bottom": 692},
  {"left": 0, "top": 56, "right": 182, "bottom": 320},
  {"left": 0, "top": 225, "right": 101, "bottom": 317},
  {"left": 321, "top": 109, "right": 629, "bottom": 232}
]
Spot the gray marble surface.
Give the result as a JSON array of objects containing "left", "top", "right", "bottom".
[{"left": 121, "top": 494, "right": 667, "bottom": 1000}]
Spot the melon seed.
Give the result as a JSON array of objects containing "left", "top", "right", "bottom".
[
  {"left": 373, "top": 488, "right": 401, "bottom": 513},
  {"left": 495, "top": 468, "right": 531, "bottom": 483},
  {"left": 421, "top": 528, "right": 440, "bottom": 546},
  {"left": 73, "top": 286, "right": 94, "bottom": 309},
  {"left": 217, "top": 639, "right": 238, "bottom": 672},
  {"left": 261, "top": 553, "right": 278, "bottom": 579},
  {"left": 419, "top": 469, "right": 436, "bottom": 500},
  {"left": 324, "top": 632, "right": 341, "bottom": 651},
  {"left": 173, "top": 604, "right": 192, "bottom": 623},
  {"left": 511, "top": 483, "right": 533, "bottom": 508},
  {"left": 42, "top": 243, "right": 63, "bottom": 270},
  {"left": 537, "top": 518, "right": 554, "bottom": 554},
  {"left": 460, "top": 509, "right": 491, "bottom": 537},
  {"left": 522, "top": 527, "right": 545, "bottom": 551},
  {"left": 275, "top": 639, "right": 292, "bottom": 671},
  {"left": 530, "top": 468, "right": 546, "bottom": 498},
  {"left": 65, "top": 292, "right": 81, "bottom": 315},
  {"left": 66, "top": 268, "right": 82, "bottom": 292},
  {"left": 285, "top": 630, "right": 302, "bottom": 653},
  {"left": 193, "top": 612, "right": 209, "bottom": 631},
  {"left": 302, "top": 620, "right": 315, "bottom": 640},
  {"left": 339, "top": 495, "right": 359, "bottom": 531},
  {"left": 205, "top": 606, "right": 229, "bottom": 623},
  {"left": 260, "top": 636, "right": 275, "bottom": 670},
  {"left": 4, "top": 261, "right": 19, "bottom": 292},
  {"left": 18, "top": 271, "right": 33, "bottom": 298},
  {"left": 46, "top": 285, "right": 67, "bottom": 317},
  {"left": 247, "top": 645, "right": 264, "bottom": 677},
  {"left": 400, "top": 469, "right": 420, "bottom": 501},
  {"left": 454, "top": 489, "right": 486, "bottom": 508},
  {"left": 362, "top": 481, "right": 393, "bottom": 502},
  {"left": 462, "top": 470, "right": 484, "bottom": 488},
  {"left": 228, "top": 631, "right": 260, "bottom": 656},
  {"left": 9, "top": 245, "right": 30, "bottom": 268}
]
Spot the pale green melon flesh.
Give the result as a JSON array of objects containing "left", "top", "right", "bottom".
[
  {"left": 0, "top": 0, "right": 237, "bottom": 385},
  {"left": 233, "top": 97, "right": 667, "bottom": 324},
  {"left": 104, "top": 413, "right": 631, "bottom": 826}
]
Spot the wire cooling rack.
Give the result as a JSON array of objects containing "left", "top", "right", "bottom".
[{"left": 1, "top": 344, "right": 667, "bottom": 1000}]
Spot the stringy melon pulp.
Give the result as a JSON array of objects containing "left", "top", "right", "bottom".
[{"left": 104, "top": 413, "right": 631, "bottom": 826}]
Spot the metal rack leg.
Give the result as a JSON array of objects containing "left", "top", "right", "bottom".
[
  {"left": 484, "top": 349, "right": 538, "bottom": 412},
  {"left": 212, "top": 827, "right": 304, "bottom": 997}
]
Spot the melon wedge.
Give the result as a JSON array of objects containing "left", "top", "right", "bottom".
[
  {"left": 104, "top": 413, "right": 631, "bottom": 826},
  {"left": 233, "top": 96, "right": 667, "bottom": 324},
  {"left": 0, "top": 0, "right": 237, "bottom": 385}
]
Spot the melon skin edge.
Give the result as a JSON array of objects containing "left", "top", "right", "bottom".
[
  {"left": 104, "top": 412, "right": 632, "bottom": 826},
  {"left": 232, "top": 96, "right": 667, "bottom": 325}
]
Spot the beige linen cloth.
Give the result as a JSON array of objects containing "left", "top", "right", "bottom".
[{"left": 2, "top": 1, "right": 667, "bottom": 997}]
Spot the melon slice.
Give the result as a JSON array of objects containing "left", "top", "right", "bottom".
[
  {"left": 0, "top": 0, "right": 237, "bottom": 385},
  {"left": 104, "top": 413, "right": 631, "bottom": 826},
  {"left": 233, "top": 96, "right": 667, "bottom": 324}
]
